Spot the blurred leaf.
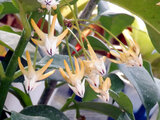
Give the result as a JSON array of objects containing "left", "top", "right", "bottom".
[
  {"left": 108, "top": 73, "right": 124, "bottom": 93},
  {"left": 143, "top": 60, "right": 154, "bottom": 79},
  {"left": 85, "top": 36, "right": 109, "bottom": 52},
  {"left": 0, "top": 25, "right": 21, "bottom": 35},
  {"left": 11, "top": 111, "right": 49, "bottom": 120},
  {"left": 0, "top": 40, "right": 14, "bottom": 51},
  {"left": 117, "top": 113, "right": 132, "bottom": 120},
  {"left": 0, "top": 2, "right": 18, "bottom": 16},
  {"left": 20, "top": 105, "right": 69, "bottom": 120},
  {"left": 105, "top": 0, "right": 160, "bottom": 53},
  {"left": 82, "top": 83, "right": 97, "bottom": 102},
  {"left": 11, "top": 0, "right": 40, "bottom": 13},
  {"left": 108, "top": 62, "right": 118, "bottom": 73},
  {"left": 68, "top": 102, "right": 123, "bottom": 119},
  {"left": 119, "top": 65, "right": 160, "bottom": 115},
  {"left": 109, "top": 90, "right": 134, "bottom": 120},
  {"left": 9, "top": 86, "right": 32, "bottom": 107},
  {"left": 37, "top": 54, "right": 74, "bottom": 69},
  {"left": 99, "top": 12, "right": 134, "bottom": 39}
]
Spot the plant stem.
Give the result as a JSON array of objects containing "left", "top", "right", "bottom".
[{"left": 60, "top": 93, "right": 76, "bottom": 112}]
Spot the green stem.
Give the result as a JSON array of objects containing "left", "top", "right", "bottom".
[
  {"left": 0, "top": 0, "right": 31, "bottom": 114},
  {"left": 0, "top": 62, "right": 5, "bottom": 78},
  {"left": 78, "top": 19, "right": 128, "bottom": 49},
  {"left": 48, "top": 10, "right": 51, "bottom": 33},
  {"left": 60, "top": 93, "right": 76, "bottom": 112},
  {"left": 63, "top": 0, "right": 87, "bottom": 59},
  {"left": 73, "top": 100, "right": 80, "bottom": 119}
]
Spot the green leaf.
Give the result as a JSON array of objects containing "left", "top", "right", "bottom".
[
  {"left": 0, "top": 2, "right": 18, "bottom": 15},
  {"left": 82, "top": 83, "right": 97, "bottom": 102},
  {"left": 117, "top": 113, "right": 132, "bottom": 120},
  {"left": 105, "top": 0, "right": 160, "bottom": 53},
  {"left": 119, "top": 65, "right": 160, "bottom": 115},
  {"left": 0, "top": 25, "right": 21, "bottom": 35},
  {"left": 68, "top": 102, "right": 123, "bottom": 119},
  {"left": 143, "top": 60, "right": 154, "bottom": 79},
  {"left": 85, "top": 36, "right": 109, "bottom": 52},
  {"left": 99, "top": 12, "right": 134, "bottom": 39},
  {"left": 37, "top": 54, "right": 74, "bottom": 69},
  {"left": 11, "top": 111, "right": 49, "bottom": 120},
  {"left": 9, "top": 86, "right": 32, "bottom": 107},
  {"left": 12, "top": 0, "right": 40, "bottom": 13},
  {"left": 108, "top": 62, "right": 119, "bottom": 73},
  {"left": 109, "top": 90, "right": 134, "bottom": 120},
  {"left": 108, "top": 73, "right": 124, "bottom": 93},
  {"left": 20, "top": 105, "right": 69, "bottom": 120}
]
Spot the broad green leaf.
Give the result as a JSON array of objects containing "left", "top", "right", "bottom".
[
  {"left": 105, "top": 0, "right": 160, "bottom": 53},
  {"left": 99, "top": 10, "right": 134, "bottom": 39},
  {"left": 108, "top": 62, "right": 119, "bottom": 73},
  {"left": 12, "top": 0, "right": 40, "bottom": 13},
  {"left": 119, "top": 65, "right": 160, "bottom": 115},
  {"left": 68, "top": 102, "right": 123, "bottom": 119},
  {"left": 85, "top": 36, "right": 109, "bottom": 52},
  {"left": 108, "top": 73, "right": 124, "bottom": 93},
  {"left": 82, "top": 83, "right": 97, "bottom": 102},
  {"left": 9, "top": 86, "right": 32, "bottom": 107},
  {"left": 20, "top": 105, "right": 69, "bottom": 120},
  {"left": 109, "top": 90, "right": 134, "bottom": 120},
  {"left": 0, "top": 2, "right": 18, "bottom": 15},
  {"left": 37, "top": 54, "right": 74, "bottom": 69},
  {"left": 0, "top": 25, "right": 21, "bottom": 35},
  {"left": 11, "top": 111, "right": 49, "bottom": 120}
]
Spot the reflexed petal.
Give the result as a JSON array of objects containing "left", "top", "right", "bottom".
[
  {"left": 49, "top": 14, "right": 57, "bottom": 38},
  {"left": 102, "top": 78, "right": 111, "bottom": 91},
  {"left": 56, "top": 29, "right": 68, "bottom": 47},
  {"left": 31, "top": 38, "right": 44, "bottom": 46},
  {"left": 59, "top": 68, "right": 71, "bottom": 84},
  {"left": 37, "top": 59, "right": 53, "bottom": 75},
  {"left": 26, "top": 51, "right": 34, "bottom": 72},
  {"left": 74, "top": 56, "right": 80, "bottom": 73},
  {"left": 64, "top": 60, "right": 73, "bottom": 78},
  {"left": 88, "top": 44, "right": 97, "bottom": 60},
  {"left": 38, "top": 69, "right": 55, "bottom": 81},
  {"left": 31, "top": 19, "right": 46, "bottom": 41},
  {"left": 18, "top": 57, "right": 27, "bottom": 75}
]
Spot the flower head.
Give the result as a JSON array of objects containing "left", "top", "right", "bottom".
[
  {"left": 83, "top": 44, "right": 106, "bottom": 87},
  {"left": 59, "top": 57, "right": 85, "bottom": 98},
  {"left": 38, "top": 0, "right": 60, "bottom": 11},
  {"left": 31, "top": 14, "right": 68, "bottom": 56},
  {"left": 90, "top": 77, "right": 111, "bottom": 102},
  {"left": 110, "top": 39, "right": 142, "bottom": 67},
  {"left": 18, "top": 51, "right": 55, "bottom": 92}
]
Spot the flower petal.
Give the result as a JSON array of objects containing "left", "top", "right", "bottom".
[
  {"left": 59, "top": 68, "right": 71, "bottom": 84},
  {"left": 37, "top": 59, "right": 53, "bottom": 75},
  {"left": 31, "top": 19, "right": 46, "bottom": 41},
  {"left": 18, "top": 57, "right": 27, "bottom": 75},
  {"left": 64, "top": 60, "right": 73, "bottom": 78},
  {"left": 31, "top": 38, "right": 44, "bottom": 46},
  {"left": 49, "top": 14, "right": 57, "bottom": 38},
  {"left": 38, "top": 69, "right": 55, "bottom": 81},
  {"left": 88, "top": 44, "right": 97, "bottom": 60},
  {"left": 26, "top": 51, "right": 34, "bottom": 72},
  {"left": 102, "top": 77, "right": 111, "bottom": 91},
  {"left": 56, "top": 29, "right": 68, "bottom": 47},
  {"left": 74, "top": 56, "right": 80, "bottom": 74}
]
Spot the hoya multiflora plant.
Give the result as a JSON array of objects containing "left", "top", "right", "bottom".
[{"left": 0, "top": 0, "right": 160, "bottom": 120}]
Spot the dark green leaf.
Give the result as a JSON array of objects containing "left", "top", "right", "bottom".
[
  {"left": 9, "top": 86, "right": 32, "bottom": 107},
  {"left": 105, "top": 0, "right": 160, "bottom": 53},
  {"left": 82, "top": 83, "right": 97, "bottom": 102},
  {"left": 0, "top": 25, "right": 21, "bottom": 35},
  {"left": 37, "top": 54, "right": 74, "bottom": 69},
  {"left": 109, "top": 90, "right": 134, "bottom": 120},
  {"left": 119, "top": 65, "right": 160, "bottom": 114},
  {"left": 108, "top": 73, "right": 124, "bottom": 93},
  {"left": 68, "top": 102, "right": 123, "bottom": 119},
  {"left": 20, "top": 105, "right": 69, "bottom": 120},
  {"left": 85, "top": 36, "right": 109, "bottom": 52},
  {"left": 99, "top": 13, "right": 134, "bottom": 39},
  {"left": 143, "top": 60, "right": 154, "bottom": 80},
  {"left": 11, "top": 111, "right": 49, "bottom": 120}
]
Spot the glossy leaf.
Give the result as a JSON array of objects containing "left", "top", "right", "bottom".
[
  {"left": 68, "top": 102, "right": 123, "bottom": 119},
  {"left": 119, "top": 65, "right": 160, "bottom": 115},
  {"left": 109, "top": 90, "right": 134, "bottom": 120},
  {"left": 108, "top": 73, "right": 124, "bottom": 93},
  {"left": 143, "top": 60, "right": 154, "bottom": 80},
  {"left": 105, "top": 0, "right": 160, "bottom": 53},
  {"left": 85, "top": 36, "right": 109, "bottom": 52},
  {"left": 37, "top": 54, "right": 74, "bottom": 69},
  {"left": 98, "top": 2, "right": 134, "bottom": 40},
  {"left": 20, "top": 105, "right": 69, "bottom": 120},
  {"left": 11, "top": 111, "right": 49, "bottom": 120},
  {"left": 9, "top": 86, "right": 32, "bottom": 107}
]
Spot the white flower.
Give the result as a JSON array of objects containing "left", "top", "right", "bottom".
[
  {"left": 59, "top": 57, "right": 85, "bottom": 98},
  {"left": 38, "top": 0, "right": 60, "bottom": 11},
  {"left": 18, "top": 51, "right": 55, "bottom": 92},
  {"left": 31, "top": 14, "right": 68, "bottom": 56}
]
